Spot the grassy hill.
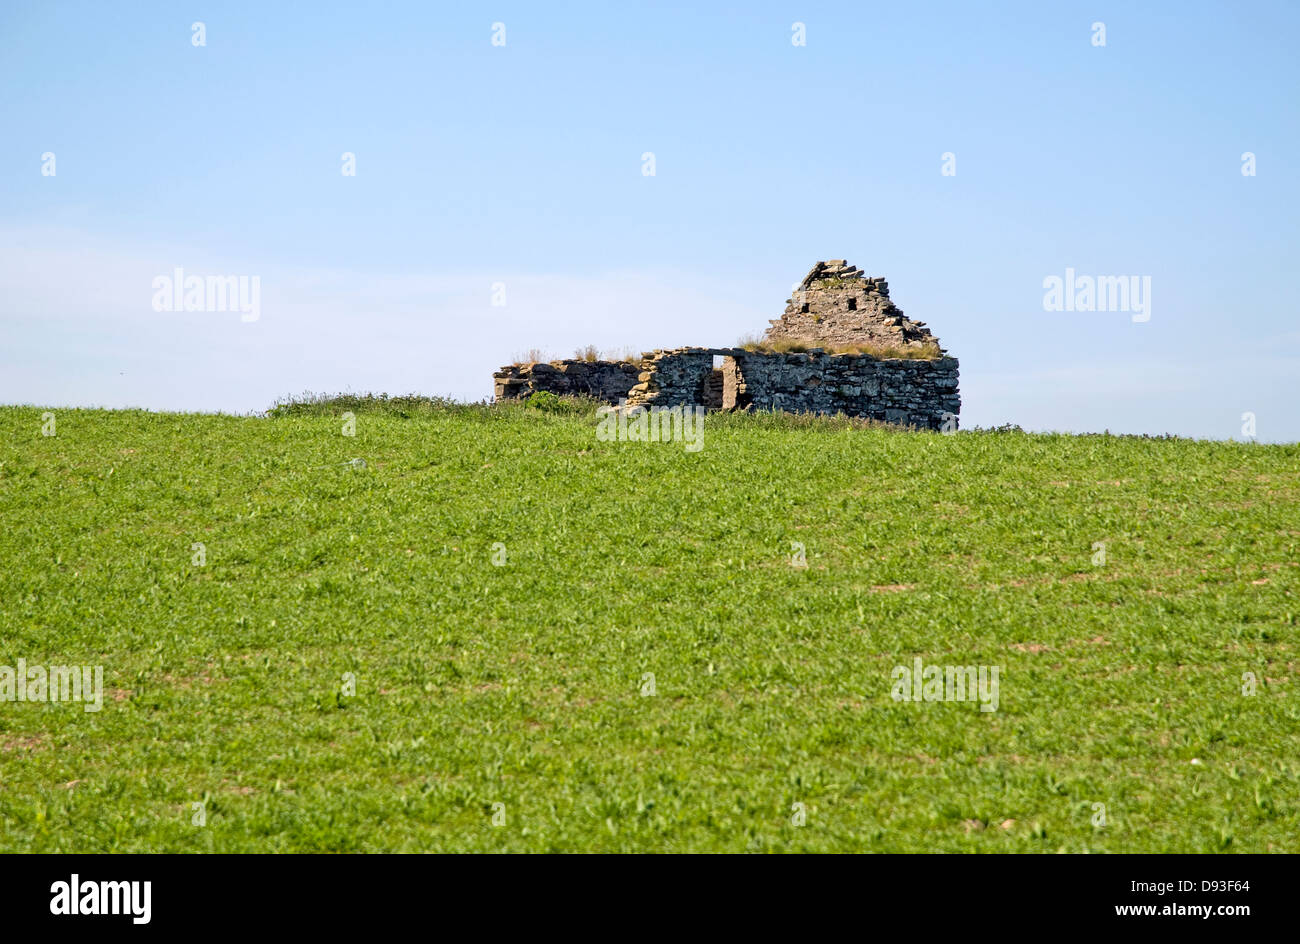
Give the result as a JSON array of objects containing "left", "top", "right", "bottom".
[{"left": 1, "top": 397, "right": 1297, "bottom": 852}]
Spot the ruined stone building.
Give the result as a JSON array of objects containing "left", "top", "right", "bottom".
[
  {"left": 493, "top": 261, "right": 960, "bottom": 429},
  {"left": 766, "top": 260, "right": 938, "bottom": 351}
]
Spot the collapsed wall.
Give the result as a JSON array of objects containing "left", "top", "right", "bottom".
[{"left": 493, "top": 359, "right": 641, "bottom": 403}]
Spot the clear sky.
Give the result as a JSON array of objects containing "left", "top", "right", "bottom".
[{"left": 2, "top": 1, "right": 1297, "bottom": 440}]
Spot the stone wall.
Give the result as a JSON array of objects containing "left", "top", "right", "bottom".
[
  {"left": 729, "top": 350, "right": 958, "bottom": 430},
  {"left": 625, "top": 349, "right": 714, "bottom": 408},
  {"left": 624, "top": 347, "right": 959, "bottom": 430},
  {"left": 493, "top": 359, "right": 642, "bottom": 404},
  {"left": 494, "top": 347, "right": 959, "bottom": 430},
  {"left": 765, "top": 259, "right": 940, "bottom": 352}
]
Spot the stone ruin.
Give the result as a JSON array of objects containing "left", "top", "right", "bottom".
[
  {"left": 766, "top": 259, "right": 939, "bottom": 351},
  {"left": 493, "top": 261, "right": 960, "bottom": 430}
]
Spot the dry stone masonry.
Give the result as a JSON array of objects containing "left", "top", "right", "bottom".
[
  {"left": 493, "top": 359, "right": 641, "bottom": 403},
  {"left": 493, "top": 260, "right": 960, "bottom": 430},
  {"left": 765, "top": 260, "right": 940, "bottom": 351}
]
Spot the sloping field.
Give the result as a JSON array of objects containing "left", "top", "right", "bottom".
[{"left": 1, "top": 399, "right": 1296, "bottom": 852}]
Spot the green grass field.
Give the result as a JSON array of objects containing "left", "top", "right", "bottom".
[{"left": 1, "top": 398, "right": 1297, "bottom": 852}]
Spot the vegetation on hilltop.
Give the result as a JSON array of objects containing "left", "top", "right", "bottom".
[{"left": 1, "top": 400, "right": 1295, "bottom": 852}]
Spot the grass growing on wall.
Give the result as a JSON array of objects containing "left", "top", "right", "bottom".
[
  {"left": 738, "top": 336, "right": 945, "bottom": 360},
  {"left": 1, "top": 399, "right": 1297, "bottom": 852}
]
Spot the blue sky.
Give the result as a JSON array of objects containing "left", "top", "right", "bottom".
[{"left": 2, "top": 1, "right": 1297, "bottom": 439}]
